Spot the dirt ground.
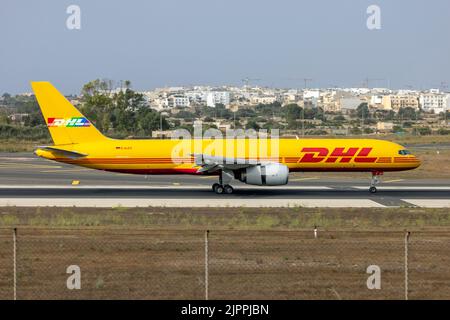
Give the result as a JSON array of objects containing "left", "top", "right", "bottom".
[
  {"left": 0, "top": 207, "right": 450, "bottom": 300},
  {"left": 0, "top": 228, "right": 448, "bottom": 300}
]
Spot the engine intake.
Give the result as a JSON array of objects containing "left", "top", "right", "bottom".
[{"left": 238, "top": 163, "right": 289, "bottom": 186}]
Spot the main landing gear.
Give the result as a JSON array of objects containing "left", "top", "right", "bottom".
[
  {"left": 212, "top": 170, "right": 234, "bottom": 194},
  {"left": 369, "top": 171, "right": 383, "bottom": 193}
]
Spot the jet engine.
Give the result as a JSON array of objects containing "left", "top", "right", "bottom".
[{"left": 237, "top": 163, "right": 289, "bottom": 186}]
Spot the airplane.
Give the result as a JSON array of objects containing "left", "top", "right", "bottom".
[{"left": 31, "top": 82, "right": 421, "bottom": 194}]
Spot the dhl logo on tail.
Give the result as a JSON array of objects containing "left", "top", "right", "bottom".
[{"left": 47, "top": 117, "right": 91, "bottom": 127}]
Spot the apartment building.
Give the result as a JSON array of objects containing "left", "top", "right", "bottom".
[{"left": 419, "top": 93, "right": 450, "bottom": 114}]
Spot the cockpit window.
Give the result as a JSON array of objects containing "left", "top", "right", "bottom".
[{"left": 398, "top": 150, "right": 412, "bottom": 155}]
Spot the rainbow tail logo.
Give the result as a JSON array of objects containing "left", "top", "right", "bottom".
[{"left": 47, "top": 117, "right": 91, "bottom": 127}]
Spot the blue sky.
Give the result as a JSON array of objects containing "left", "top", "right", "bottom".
[{"left": 1, "top": 0, "right": 449, "bottom": 94}]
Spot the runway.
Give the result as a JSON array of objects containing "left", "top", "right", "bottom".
[{"left": 0, "top": 153, "right": 449, "bottom": 208}]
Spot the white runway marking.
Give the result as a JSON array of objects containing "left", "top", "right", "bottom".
[
  {"left": 289, "top": 177, "right": 319, "bottom": 182},
  {"left": 0, "top": 185, "right": 332, "bottom": 190},
  {"left": 352, "top": 186, "right": 450, "bottom": 191},
  {"left": 0, "top": 198, "right": 385, "bottom": 208},
  {"left": 402, "top": 199, "right": 450, "bottom": 208}
]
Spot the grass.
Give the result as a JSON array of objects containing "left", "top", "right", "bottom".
[
  {"left": 1, "top": 206, "right": 450, "bottom": 231},
  {"left": 0, "top": 139, "right": 50, "bottom": 152}
]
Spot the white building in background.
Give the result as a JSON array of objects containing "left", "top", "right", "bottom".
[
  {"left": 303, "top": 90, "right": 320, "bottom": 100},
  {"left": 370, "top": 95, "right": 384, "bottom": 108},
  {"left": 168, "top": 95, "right": 190, "bottom": 108},
  {"left": 419, "top": 93, "right": 450, "bottom": 114},
  {"left": 184, "top": 90, "right": 230, "bottom": 107},
  {"left": 339, "top": 97, "right": 365, "bottom": 113},
  {"left": 250, "top": 95, "right": 277, "bottom": 105},
  {"left": 206, "top": 91, "right": 230, "bottom": 107}
]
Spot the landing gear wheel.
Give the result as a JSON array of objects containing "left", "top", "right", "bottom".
[
  {"left": 369, "top": 186, "right": 377, "bottom": 194},
  {"left": 212, "top": 183, "right": 220, "bottom": 192},
  {"left": 214, "top": 184, "right": 224, "bottom": 194},
  {"left": 224, "top": 184, "right": 234, "bottom": 194}
]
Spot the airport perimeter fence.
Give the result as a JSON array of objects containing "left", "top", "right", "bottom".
[{"left": 0, "top": 228, "right": 449, "bottom": 300}]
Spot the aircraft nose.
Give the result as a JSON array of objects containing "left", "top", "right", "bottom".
[{"left": 411, "top": 155, "right": 421, "bottom": 168}]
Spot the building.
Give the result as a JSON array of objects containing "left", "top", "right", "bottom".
[
  {"left": 205, "top": 91, "right": 231, "bottom": 107},
  {"left": 338, "top": 97, "right": 365, "bottom": 114},
  {"left": 151, "top": 130, "right": 177, "bottom": 139},
  {"left": 419, "top": 93, "right": 450, "bottom": 114},
  {"left": 382, "top": 95, "right": 419, "bottom": 111},
  {"left": 250, "top": 95, "right": 277, "bottom": 105},
  {"left": 8, "top": 113, "right": 30, "bottom": 123},
  {"left": 321, "top": 93, "right": 339, "bottom": 112},
  {"left": 370, "top": 95, "right": 384, "bottom": 109},
  {"left": 168, "top": 95, "right": 190, "bottom": 108},
  {"left": 377, "top": 122, "right": 394, "bottom": 132}
]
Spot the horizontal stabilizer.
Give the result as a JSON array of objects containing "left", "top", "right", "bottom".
[{"left": 36, "top": 146, "right": 88, "bottom": 159}]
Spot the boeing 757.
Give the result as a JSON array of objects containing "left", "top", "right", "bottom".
[{"left": 31, "top": 82, "right": 421, "bottom": 194}]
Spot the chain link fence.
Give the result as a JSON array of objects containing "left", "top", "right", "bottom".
[{"left": 0, "top": 228, "right": 449, "bottom": 300}]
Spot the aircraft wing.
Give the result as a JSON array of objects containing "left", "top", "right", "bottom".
[
  {"left": 192, "top": 153, "right": 260, "bottom": 173},
  {"left": 36, "top": 146, "right": 88, "bottom": 159}
]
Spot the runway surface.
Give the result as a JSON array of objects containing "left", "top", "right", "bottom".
[{"left": 0, "top": 153, "right": 449, "bottom": 208}]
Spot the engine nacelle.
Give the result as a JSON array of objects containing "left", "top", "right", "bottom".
[{"left": 238, "top": 163, "right": 289, "bottom": 186}]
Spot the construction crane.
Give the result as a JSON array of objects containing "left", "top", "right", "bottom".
[
  {"left": 241, "top": 78, "right": 261, "bottom": 87},
  {"left": 303, "top": 78, "right": 313, "bottom": 89},
  {"left": 363, "top": 77, "right": 385, "bottom": 89}
]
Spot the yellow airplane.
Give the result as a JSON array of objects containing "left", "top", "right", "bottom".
[{"left": 32, "top": 82, "right": 420, "bottom": 194}]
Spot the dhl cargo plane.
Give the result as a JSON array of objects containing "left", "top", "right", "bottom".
[{"left": 31, "top": 82, "right": 421, "bottom": 194}]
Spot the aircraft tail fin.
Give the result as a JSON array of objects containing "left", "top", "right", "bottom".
[{"left": 31, "top": 81, "right": 107, "bottom": 145}]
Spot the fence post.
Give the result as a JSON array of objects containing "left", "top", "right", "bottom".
[
  {"left": 404, "top": 231, "right": 410, "bottom": 301},
  {"left": 13, "top": 227, "right": 17, "bottom": 301},
  {"left": 205, "top": 230, "right": 209, "bottom": 300}
]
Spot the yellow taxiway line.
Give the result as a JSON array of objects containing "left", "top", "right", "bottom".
[
  {"left": 384, "top": 179, "right": 404, "bottom": 183},
  {"left": 289, "top": 177, "right": 319, "bottom": 182},
  {"left": 40, "top": 168, "right": 91, "bottom": 173}
]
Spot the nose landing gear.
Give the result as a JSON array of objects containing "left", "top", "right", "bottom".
[{"left": 369, "top": 171, "right": 383, "bottom": 193}]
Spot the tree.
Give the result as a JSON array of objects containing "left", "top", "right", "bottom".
[
  {"left": 1, "top": 93, "right": 12, "bottom": 104},
  {"left": 80, "top": 79, "right": 114, "bottom": 132},
  {"left": 236, "top": 108, "right": 256, "bottom": 118},
  {"left": 283, "top": 103, "right": 302, "bottom": 120},
  {"left": 413, "top": 126, "right": 432, "bottom": 135},
  {"left": 0, "top": 111, "right": 10, "bottom": 124},
  {"left": 79, "top": 79, "right": 165, "bottom": 137},
  {"left": 397, "top": 107, "right": 418, "bottom": 121},
  {"left": 304, "top": 107, "right": 324, "bottom": 120},
  {"left": 246, "top": 119, "right": 260, "bottom": 130},
  {"left": 437, "top": 128, "right": 450, "bottom": 135},
  {"left": 355, "top": 103, "right": 369, "bottom": 119}
]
